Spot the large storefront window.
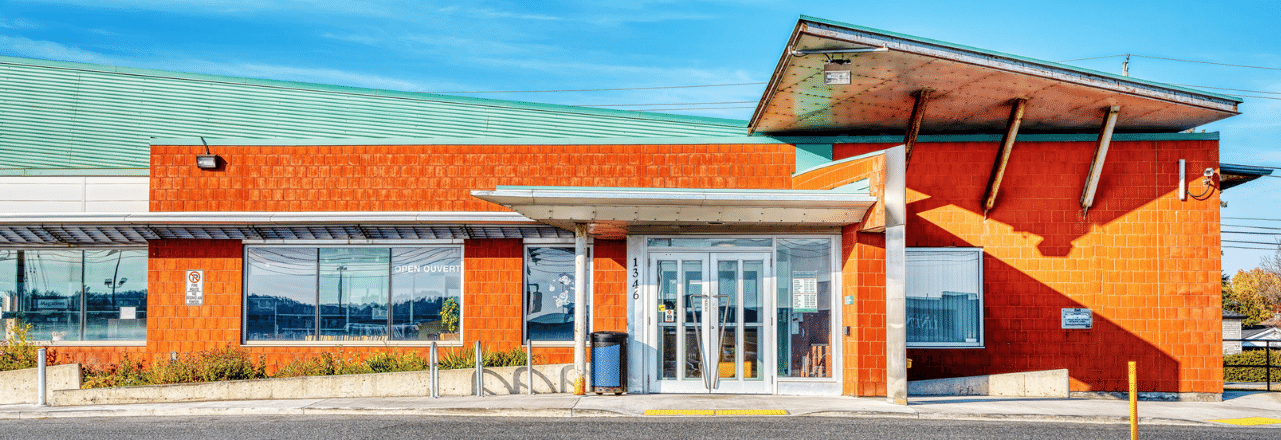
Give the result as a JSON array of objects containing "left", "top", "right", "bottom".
[
  {"left": 0, "top": 249, "right": 147, "bottom": 342},
  {"left": 244, "top": 246, "right": 462, "bottom": 343},
  {"left": 524, "top": 246, "right": 589, "bottom": 342},
  {"left": 906, "top": 248, "right": 983, "bottom": 348},
  {"left": 776, "top": 238, "right": 833, "bottom": 378}
]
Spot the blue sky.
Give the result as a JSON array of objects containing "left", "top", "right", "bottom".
[{"left": 2, "top": 0, "right": 1279, "bottom": 275}]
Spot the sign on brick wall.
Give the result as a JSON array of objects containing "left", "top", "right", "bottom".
[
  {"left": 1061, "top": 308, "right": 1092, "bottom": 329},
  {"left": 186, "top": 270, "right": 204, "bottom": 306}
]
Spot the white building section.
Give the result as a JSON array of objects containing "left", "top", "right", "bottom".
[{"left": 0, "top": 176, "right": 148, "bottom": 213}]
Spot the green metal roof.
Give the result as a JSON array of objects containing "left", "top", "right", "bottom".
[{"left": 0, "top": 55, "right": 748, "bottom": 171}]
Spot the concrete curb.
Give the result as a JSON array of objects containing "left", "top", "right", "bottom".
[{"left": 0, "top": 404, "right": 1224, "bottom": 426}]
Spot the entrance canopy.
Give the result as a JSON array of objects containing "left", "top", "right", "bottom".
[{"left": 471, "top": 186, "right": 876, "bottom": 239}]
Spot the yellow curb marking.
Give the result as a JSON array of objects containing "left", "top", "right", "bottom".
[
  {"left": 1209, "top": 417, "right": 1281, "bottom": 426},
  {"left": 644, "top": 409, "right": 788, "bottom": 416}
]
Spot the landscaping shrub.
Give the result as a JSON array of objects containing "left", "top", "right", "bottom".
[
  {"left": 150, "top": 346, "right": 267, "bottom": 384},
  {"left": 0, "top": 322, "right": 44, "bottom": 372},
  {"left": 1224, "top": 349, "right": 1281, "bottom": 382},
  {"left": 81, "top": 356, "right": 150, "bottom": 389},
  {"left": 79, "top": 345, "right": 537, "bottom": 388}
]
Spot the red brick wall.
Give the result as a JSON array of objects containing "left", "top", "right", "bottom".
[
  {"left": 149, "top": 144, "right": 796, "bottom": 212},
  {"left": 855, "top": 139, "right": 1224, "bottom": 394}
]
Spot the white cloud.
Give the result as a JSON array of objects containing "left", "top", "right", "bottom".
[
  {"left": 0, "top": 35, "right": 114, "bottom": 64},
  {"left": 0, "top": 34, "right": 473, "bottom": 93},
  {"left": 0, "top": 16, "right": 41, "bottom": 29}
]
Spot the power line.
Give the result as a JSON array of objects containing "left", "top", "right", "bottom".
[
  {"left": 1224, "top": 217, "right": 1281, "bottom": 222},
  {"left": 1224, "top": 224, "right": 1281, "bottom": 231},
  {"left": 1130, "top": 54, "right": 1281, "bottom": 71},
  {"left": 1168, "top": 83, "right": 1281, "bottom": 96},
  {"left": 1058, "top": 54, "right": 1128, "bottom": 62},
  {"left": 424, "top": 82, "right": 767, "bottom": 94},
  {"left": 580, "top": 101, "right": 756, "bottom": 108},
  {"left": 636, "top": 106, "right": 758, "bottom": 111},
  {"left": 1224, "top": 239, "right": 1281, "bottom": 246},
  {"left": 1231, "top": 94, "right": 1281, "bottom": 101},
  {"left": 1057, "top": 53, "right": 1281, "bottom": 71},
  {"left": 1224, "top": 230, "right": 1281, "bottom": 236},
  {"left": 1224, "top": 245, "right": 1277, "bottom": 251}
]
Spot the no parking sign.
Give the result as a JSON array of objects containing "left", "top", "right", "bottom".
[{"left": 186, "top": 270, "right": 204, "bottom": 306}]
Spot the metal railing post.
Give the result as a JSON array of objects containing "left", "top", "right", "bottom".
[
  {"left": 527, "top": 343, "right": 534, "bottom": 395},
  {"left": 430, "top": 342, "right": 439, "bottom": 398},
  {"left": 36, "top": 348, "right": 46, "bottom": 406},
  {"left": 1269, "top": 341, "right": 1274, "bottom": 392},
  {"left": 474, "top": 341, "right": 483, "bottom": 397}
]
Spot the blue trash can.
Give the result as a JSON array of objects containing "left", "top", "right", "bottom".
[{"left": 591, "top": 331, "right": 628, "bottom": 395}]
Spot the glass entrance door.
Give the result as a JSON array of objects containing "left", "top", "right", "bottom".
[{"left": 651, "top": 252, "right": 772, "bottom": 393}]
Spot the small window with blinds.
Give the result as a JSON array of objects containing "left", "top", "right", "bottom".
[{"left": 906, "top": 248, "right": 983, "bottom": 348}]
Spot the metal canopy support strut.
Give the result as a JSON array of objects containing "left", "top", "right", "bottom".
[
  {"left": 981, "top": 98, "right": 1028, "bottom": 216},
  {"left": 1080, "top": 106, "right": 1121, "bottom": 215},
  {"left": 572, "top": 223, "right": 588, "bottom": 395},
  {"left": 904, "top": 89, "right": 933, "bottom": 165}
]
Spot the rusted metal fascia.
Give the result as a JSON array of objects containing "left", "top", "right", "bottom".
[
  {"left": 748, "top": 22, "right": 809, "bottom": 134},
  {"left": 1080, "top": 106, "right": 1121, "bottom": 214},
  {"left": 903, "top": 89, "right": 932, "bottom": 165},
  {"left": 981, "top": 98, "right": 1028, "bottom": 215},
  {"left": 799, "top": 22, "right": 1239, "bottom": 114}
]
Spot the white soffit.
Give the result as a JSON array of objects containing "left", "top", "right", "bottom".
[{"left": 471, "top": 186, "right": 875, "bottom": 238}]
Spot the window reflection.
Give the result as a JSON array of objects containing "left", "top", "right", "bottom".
[
  {"left": 776, "top": 238, "right": 833, "bottom": 378},
  {"left": 244, "top": 246, "right": 464, "bottom": 343},
  {"left": 0, "top": 249, "right": 148, "bottom": 342},
  {"left": 524, "top": 247, "right": 589, "bottom": 342},
  {"left": 319, "top": 248, "right": 390, "bottom": 341},
  {"left": 245, "top": 248, "right": 318, "bottom": 341},
  {"left": 391, "top": 247, "right": 462, "bottom": 341}
]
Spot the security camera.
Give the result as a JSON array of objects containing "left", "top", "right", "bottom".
[{"left": 1203, "top": 168, "right": 1214, "bottom": 178}]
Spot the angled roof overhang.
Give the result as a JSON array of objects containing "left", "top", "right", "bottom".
[
  {"left": 750, "top": 16, "right": 1242, "bottom": 135},
  {"left": 1220, "top": 163, "right": 1274, "bottom": 191},
  {"left": 471, "top": 186, "right": 877, "bottom": 239}
]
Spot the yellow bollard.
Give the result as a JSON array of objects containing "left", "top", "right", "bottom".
[{"left": 1129, "top": 361, "right": 1138, "bottom": 440}]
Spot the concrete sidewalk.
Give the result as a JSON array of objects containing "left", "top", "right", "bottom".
[{"left": 0, "top": 391, "right": 1278, "bottom": 428}]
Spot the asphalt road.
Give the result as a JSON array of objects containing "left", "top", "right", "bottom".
[{"left": 0, "top": 415, "right": 1274, "bottom": 439}]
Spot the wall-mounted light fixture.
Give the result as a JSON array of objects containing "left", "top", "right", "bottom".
[
  {"left": 824, "top": 59, "right": 852, "bottom": 85},
  {"left": 196, "top": 136, "right": 221, "bottom": 170},
  {"left": 789, "top": 47, "right": 887, "bottom": 86}
]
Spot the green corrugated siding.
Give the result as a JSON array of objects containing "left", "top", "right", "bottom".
[{"left": 0, "top": 57, "right": 748, "bottom": 170}]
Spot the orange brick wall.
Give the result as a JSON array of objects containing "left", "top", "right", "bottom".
[
  {"left": 149, "top": 144, "right": 796, "bottom": 212},
  {"left": 835, "top": 139, "right": 1222, "bottom": 394},
  {"left": 42, "top": 239, "right": 629, "bottom": 372},
  {"left": 842, "top": 229, "right": 887, "bottom": 396}
]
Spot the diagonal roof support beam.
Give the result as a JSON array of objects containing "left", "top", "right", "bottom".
[
  {"left": 1080, "top": 106, "right": 1121, "bottom": 215},
  {"left": 981, "top": 98, "right": 1028, "bottom": 216},
  {"left": 903, "top": 89, "right": 933, "bottom": 165}
]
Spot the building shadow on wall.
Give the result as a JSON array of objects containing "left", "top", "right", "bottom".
[
  {"left": 903, "top": 198, "right": 1184, "bottom": 394},
  {"left": 848, "top": 140, "right": 1205, "bottom": 258}
]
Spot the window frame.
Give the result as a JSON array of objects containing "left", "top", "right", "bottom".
[
  {"left": 522, "top": 241, "right": 592, "bottom": 347},
  {"left": 241, "top": 242, "right": 465, "bottom": 346},
  {"left": 904, "top": 247, "right": 985, "bottom": 349},
  {"left": 0, "top": 246, "right": 149, "bottom": 346}
]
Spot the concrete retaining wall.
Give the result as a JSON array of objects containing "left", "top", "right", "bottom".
[
  {"left": 908, "top": 369, "right": 1069, "bottom": 397},
  {"left": 0, "top": 364, "right": 82, "bottom": 405},
  {"left": 53, "top": 363, "right": 577, "bottom": 406}
]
